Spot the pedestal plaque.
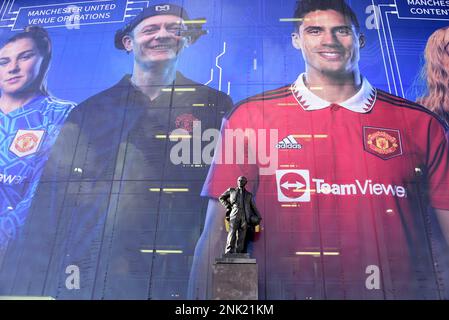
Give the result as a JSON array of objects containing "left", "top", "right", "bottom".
[{"left": 212, "top": 253, "right": 258, "bottom": 300}]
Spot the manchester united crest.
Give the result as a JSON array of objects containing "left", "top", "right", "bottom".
[
  {"left": 9, "top": 129, "right": 45, "bottom": 157},
  {"left": 175, "top": 113, "right": 199, "bottom": 133},
  {"left": 363, "top": 126, "right": 402, "bottom": 160}
]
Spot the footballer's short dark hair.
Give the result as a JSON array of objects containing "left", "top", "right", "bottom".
[{"left": 293, "top": 0, "right": 360, "bottom": 32}]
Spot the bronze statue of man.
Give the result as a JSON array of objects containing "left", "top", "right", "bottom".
[{"left": 218, "top": 176, "right": 261, "bottom": 254}]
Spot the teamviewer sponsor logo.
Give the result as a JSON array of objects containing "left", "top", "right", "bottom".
[
  {"left": 276, "top": 170, "right": 311, "bottom": 202},
  {"left": 276, "top": 135, "right": 302, "bottom": 149},
  {"left": 0, "top": 173, "right": 26, "bottom": 185},
  {"left": 276, "top": 170, "right": 407, "bottom": 203}
]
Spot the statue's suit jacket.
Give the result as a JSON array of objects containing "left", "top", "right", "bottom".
[{"left": 218, "top": 188, "right": 261, "bottom": 224}]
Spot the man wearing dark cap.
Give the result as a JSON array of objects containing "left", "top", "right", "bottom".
[
  {"left": 0, "top": 4, "right": 233, "bottom": 299},
  {"left": 112, "top": 4, "right": 209, "bottom": 101}
]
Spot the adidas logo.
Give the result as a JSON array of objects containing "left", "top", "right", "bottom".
[{"left": 276, "top": 135, "right": 302, "bottom": 149}]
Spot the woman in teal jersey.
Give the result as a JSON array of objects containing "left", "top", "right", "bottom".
[{"left": 0, "top": 26, "right": 75, "bottom": 249}]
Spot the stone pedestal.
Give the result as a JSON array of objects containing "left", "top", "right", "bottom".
[{"left": 212, "top": 253, "right": 258, "bottom": 300}]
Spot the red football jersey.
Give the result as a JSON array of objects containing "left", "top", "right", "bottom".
[{"left": 202, "top": 74, "right": 449, "bottom": 299}]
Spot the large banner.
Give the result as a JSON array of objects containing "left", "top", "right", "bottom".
[{"left": 0, "top": 0, "right": 449, "bottom": 300}]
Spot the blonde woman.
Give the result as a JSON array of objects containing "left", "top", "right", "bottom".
[{"left": 417, "top": 26, "right": 449, "bottom": 125}]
